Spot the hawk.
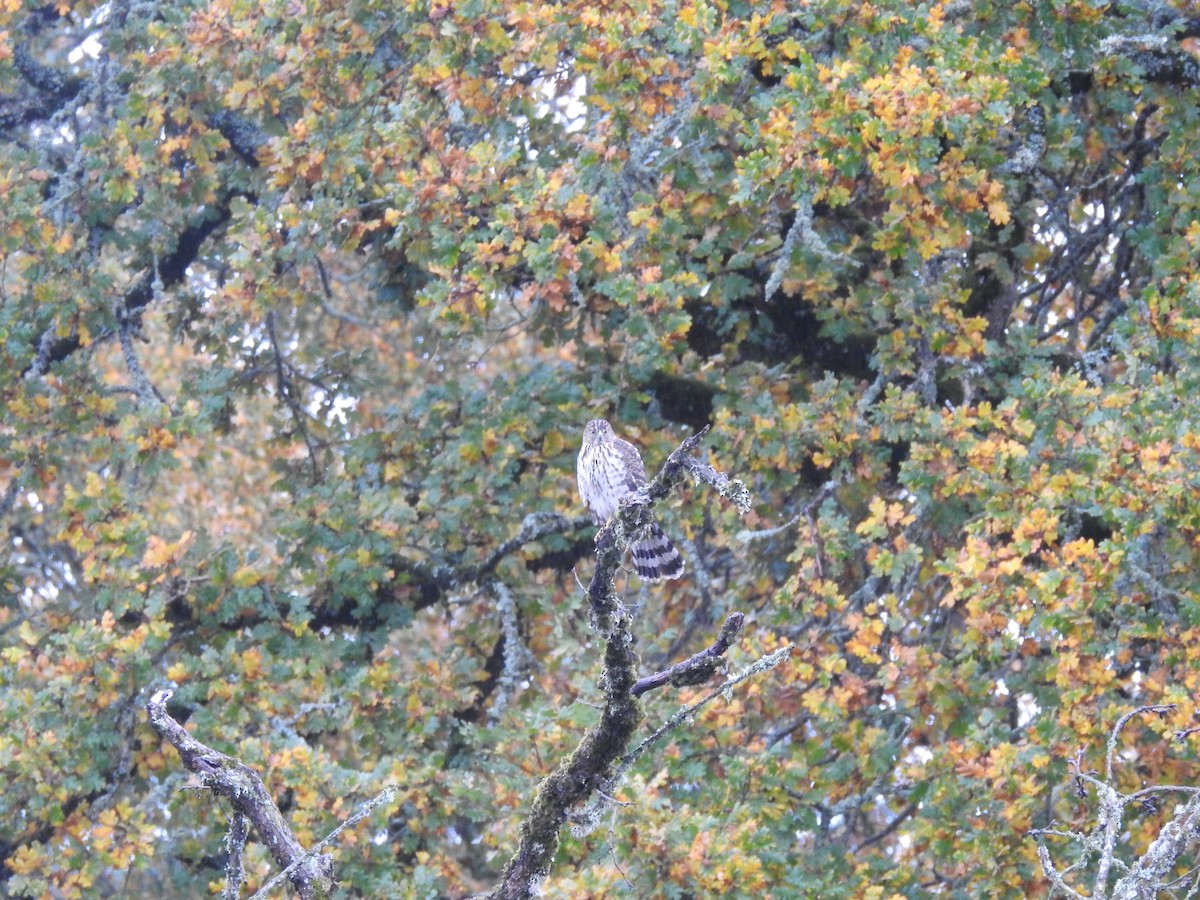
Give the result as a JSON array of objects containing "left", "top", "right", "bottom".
[{"left": 577, "top": 419, "right": 685, "bottom": 582}]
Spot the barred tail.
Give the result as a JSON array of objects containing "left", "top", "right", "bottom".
[{"left": 630, "top": 522, "right": 685, "bottom": 582}]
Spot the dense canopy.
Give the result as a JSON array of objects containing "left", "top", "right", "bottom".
[{"left": 3, "top": 0, "right": 1200, "bottom": 897}]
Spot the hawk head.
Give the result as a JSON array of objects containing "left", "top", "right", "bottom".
[{"left": 583, "top": 419, "right": 614, "bottom": 443}]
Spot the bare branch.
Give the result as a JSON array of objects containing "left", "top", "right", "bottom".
[
  {"left": 1106, "top": 705, "right": 1175, "bottom": 782},
  {"left": 1035, "top": 704, "right": 1189, "bottom": 900},
  {"left": 146, "top": 690, "right": 334, "bottom": 900},
  {"left": 631, "top": 613, "right": 744, "bottom": 697}
]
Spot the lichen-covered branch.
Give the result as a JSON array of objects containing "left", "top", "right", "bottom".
[
  {"left": 995, "top": 103, "right": 1046, "bottom": 176},
  {"left": 146, "top": 690, "right": 334, "bottom": 900},
  {"left": 221, "top": 813, "right": 248, "bottom": 900},
  {"left": 1098, "top": 34, "right": 1200, "bottom": 88},
  {"left": 23, "top": 205, "right": 234, "bottom": 378},
  {"left": 10, "top": 26, "right": 261, "bottom": 379},
  {"left": 1032, "top": 704, "right": 1193, "bottom": 899},
  {"left": 472, "top": 511, "right": 592, "bottom": 582},
  {"left": 486, "top": 427, "right": 754, "bottom": 900},
  {"left": 1111, "top": 793, "right": 1200, "bottom": 899},
  {"left": 483, "top": 578, "right": 535, "bottom": 725}
]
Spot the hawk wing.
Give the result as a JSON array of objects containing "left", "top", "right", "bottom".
[{"left": 613, "top": 437, "right": 647, "bottom": 491}]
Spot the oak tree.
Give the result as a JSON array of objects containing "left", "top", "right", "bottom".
[{"left": 3, "top": 1, "right": 1200, "bottom": 896}]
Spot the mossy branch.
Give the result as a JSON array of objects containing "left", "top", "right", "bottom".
[{"left": 485, "top": 426, "right": 756, "bottom": 899}]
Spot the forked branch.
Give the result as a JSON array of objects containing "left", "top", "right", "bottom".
[
  {"left": 1032, "top": 704, "right": 1200, "bottom": 899},
  {"left": 486, "top": 427, "right": 756, "bottom": 900},
  {"left": 147, "top": 690, "right": 334, "bottom": 900}
]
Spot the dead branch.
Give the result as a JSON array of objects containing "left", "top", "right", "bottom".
[
  {"left": 145, "top": 690, "right": 334, "bottom": 900},
  {"left": 1032, "top": 704, "right": 1196, "bottom": 899},
  {"left": 631, "top": 613, "right": 745, "bottom": 697}
]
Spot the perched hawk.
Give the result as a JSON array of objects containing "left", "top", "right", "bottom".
[{"left": 577, "top": 419, "right": 685, "bottom": 582}]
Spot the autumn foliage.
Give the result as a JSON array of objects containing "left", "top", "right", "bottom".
[{"left": 3, "top": 0, "right": 1200, "bottom": 897}]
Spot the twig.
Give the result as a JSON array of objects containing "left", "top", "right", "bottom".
[
  {"left": 265, "top": 311, "right": 321, "bottom": 482},
  {"left": 854, "top": 799, "right": 920, "bottom": 852},
  {"left": 315, "top": 257, "right": 371, "bottom": 328},
  {"left": 222, "top": 813, "right": 248, "bottom": 900},
  {"left": 248, "top": 785, "right": 398, "bottom": 900},
  {"left": 571, "top": 644, "right": 792, "bottom": 840},
  {"left": 1106, "top": 705, "right": 1174, "bottom": 782},
  {"left": 607, "top": 806, "right": 634, "bottom": 890},
  {"left": 621, "top": 645, "right": 791, "bottom": 776}
]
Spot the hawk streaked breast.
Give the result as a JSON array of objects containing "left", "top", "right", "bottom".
[{"left": 577, "top": 419, "right": 685, "bottom": 582}]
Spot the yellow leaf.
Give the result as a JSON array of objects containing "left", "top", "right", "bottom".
[
  {"left": 628, "top": 206, "right": 655, "bottom": 227},
  {"left": 542, "top": 430, "right": 565, "bottom": 457},
  {"left": 997, "top": 555, "right": 1022, "bottom": 575},
  {"left": 855, "top": 497, "right": 889, "bottom": 535},
  {"left": 241, "top": 647, "right": 263, "bottom": 679},
  {"left": 231, "top": 566, "right": 261, "bottom": 588},
  {"left": 84, "top": 471, "right": 104, "bottom": 498},
  {"left": 141, "top": 531, "right": 194, "bottom": 569},
  {"left": 18, "top": 620, "right": 38, "bottom": 646}
]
